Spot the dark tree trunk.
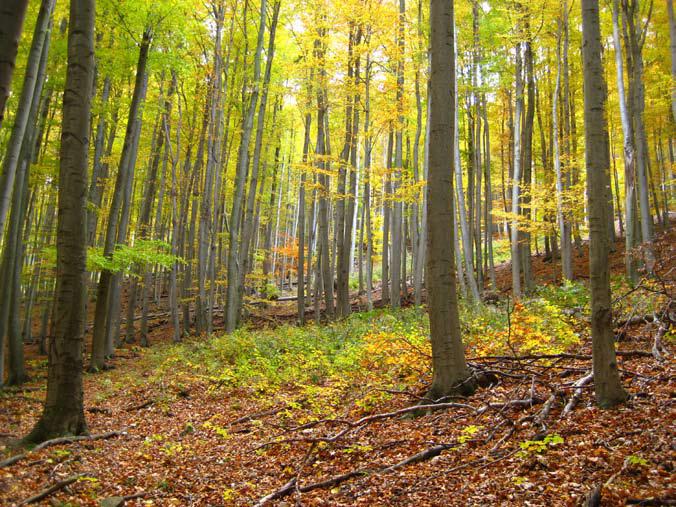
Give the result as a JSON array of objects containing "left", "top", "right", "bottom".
[
  {"left": 26, "top": 0, "right": 95, "bottom": 443},
  {"left": 581, "top": 0, "right": 628, "bottom": 408},
  {"left": 0, "top": 0, "right": 29, "bottom": 129}
]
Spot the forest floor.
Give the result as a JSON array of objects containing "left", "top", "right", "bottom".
[{"left": 1, "top": 229, "right": 674, "bottom": 507}]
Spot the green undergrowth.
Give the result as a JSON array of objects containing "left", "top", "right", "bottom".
[{"left": 129, "top": 282, "right": 595, "bottom": 421}]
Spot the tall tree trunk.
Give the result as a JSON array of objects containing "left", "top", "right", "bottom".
[
  {"left": 553, "top": 19, "right": 573, "bottom": 283},
  {"left": 0, "top": 0, "right": 29, "bottom": 129},
  {"left": 511, "top": 41, "right": 524, "bottom": 297},
  {"left": 612, "top": 0, "right": 639, "bottom": 283},
  {"left": 581, "top": 0, "right": 627, "bottom": 408},
  {"left": 197, "top": 5, "right": 225, "bottom": 334},
  {"left": 315, "top": 31, "right": 334, "bottom": 320},
  {"left": 521, "top": 38, "right": 535, "bottom": 292},
  {"left": 669, "top": 0, "right": 676, "bottom": 123},
  {"left": 623, "top": 0, "right": 654, "bottom": 270},
  {"left": 26, "top": 0, "right": 94, "bottom": 443},
  {"left": 454, "top": 29, "right": 480, "bottom": 302},
  {"left": 225, "top": 0, "right": 267, "bottom": 332},
  {"left": 90, "top": 29, "right": 150, "bottom": 370},
  {"left": 0, "top": 0, "right": 54, "bottom": 242},
  {"left": 86, "top": 76, "right": 111, "bottom": 246},
  {"left": 390, "top": 0, "right": 405, "bottom": 310},
  {"left": 482, "top": 98, "right": 497, "bottom": 290},
  {"left": 0, "top": 13, "right": 51, "bottom": 385},
  {"left": 298, "top": 73, "right": 311, "bottom": 324},
  {"left": 426, "top": 0, "right": 474, "bottom": 399},
  {"left": 382, "top": 131, "right": 392, "bottom": 305}
]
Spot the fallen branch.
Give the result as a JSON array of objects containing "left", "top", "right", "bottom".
[
  {"left": 382, "top": 444, "right": 452, "bottom": 472},
  {"left": 254, "top": 478, "right": 297, "bottom": 507},
  {"left": 652, "top": 314, "right": 670, "bottom": 361},
  {"left": 257, "top": 438, "right": 520, "bottom": 505},
  {"left": 534, "top": 392, "right": 560, "bottom": 430},
  {"left": 125, "top": 400, "right": 154, "bottom": 411},
  {"left": 19, "top": 473, "right": 87, "bottom": 505},
  {"left": 469, "top": 350, "right": 653, "bottom": 362},
  {"left": 258, "top": 402, "right": 476, "bottom": 448},
  {"left": 227, "top": 405, "right": 286, "bottom": 426},
  {"left": 561, "top": 371, "right": 594, "bottom": 417},
  {"left": 0, "top": 431, "right": 123, "bottom": 468}
]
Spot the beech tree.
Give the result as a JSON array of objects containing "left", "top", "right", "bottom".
[
  {"left": 426, "top": 0, "right": 474, "bottom": 399},
  {"left": 0, "top": 0, "right": 29, "bottom": 129},
  {"left": 26, "top": 0, "right": 95, "bottom": 442},
  {"left": 581, "top": 0, "right": 628, "bottom": 408}
]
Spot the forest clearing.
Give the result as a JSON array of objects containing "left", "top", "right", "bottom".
[{"left": 0, "top": 0, "right": 674, "bottom": 505}]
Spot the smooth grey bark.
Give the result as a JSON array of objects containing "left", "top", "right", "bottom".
[
  {"left": 612, "top": 0, "right": 637, "bottom": 283},
  {"left": 521, "top": 39, "right": 535, "bottom": 293},
  {"left": 240, "top": 0, "right": 280, "bottom": 312},
  {"left": 335, "top": 29, "right": 354, "bottom": 318},
  {"left": 581, "top": 0, "right": 628, "bottom": 408},
  {"left": 426, "top": 0, "right": 474, "bottom": 399},
  {"left": 26, "top": 0, "right": 94, "bottom": 442},
  {"left": 263, "top": 145, "right": 280, "bottom": 279},
  {"left": 669, "top": 0, "right": 676, "bottom": 123},
  {"left": 131, "top": 74, "right": 174, "bottom": 344},
  {"left": 454, "top": 32, "right": 480, "bottom": 302},
  {"left": 390, "top": 0, "right": 405, "bottom": 310},
  {"left": 0, "top": 0, "right": 29, "bottom": 129},
  {"left": 168, "top": 72, "right": 181, "bottom": 343},
  {"left": 411, "top": 1, "right": 423, "bottom": 305},
  {"left": 298, "top": 77, "right": 312, "bottom": 323},
  {"left": 196, "top": 6, "right": 224, "bottom": 335},
  {"left": 414, "top": 65, "right": 430, "bottom": 306},
  {"left": 482, "top": 98, "right": 496, "bottom": 290},
  {"left": 225, "top": 0, "right": 267, "bottom": 332},
  {"left": 90, "top": 29, "right": 150, "bottom": 370},
  {"left": 341, "top": 26, "right": 362, "bottom": 317},
  {"left": 553, "top": 20, "right": 573, "bottom": 283},
  {"left": 315, "top": 31, "right": 334, "bottom": 320},
  {"left": 106, "top": 85, "right": 145, "bottom": 354},
  {"left": 382, "top": 132, "right": 392, "bottom": 305},
  {"left": 0, "top": 11, "right": 51, "bottom": 386},
  {"left": 0, "top": 0, "right": 54, "bottom": 242},
  {"left": 364, "top": 54, "right": 375, "bottom": 311},
  {"left": 623, "top": 0, "right": 654, "bottom": 270},
  {"left": 511, "top": 42, "right": 524, "bottom": 297},
  {"left": 86, "top": 76, "right": 111, "bottom": 246}
]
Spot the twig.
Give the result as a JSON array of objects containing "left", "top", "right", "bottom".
[
  {"left": 19, "top": 473, "right": 87, "bottom": 505},
  {"left": 0, "top": 431, "right": 124, "bottom": 468},
  {"left": 227, "top": 405, "right": 286, "bottom": 426}
]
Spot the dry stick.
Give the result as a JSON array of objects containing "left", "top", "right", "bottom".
[
  {"left": 258, "top": 437, "right": 521, "bottom": 506},
  {"left": 125, "top": 400, "right": 154, "bottom": 411},
  {"left": 561, "top": 371, "right": 594, "bottom": 416},
  {"left": 262, "top": 397, "right": 544, "bottom": 449},
  {"left": 0, "top": 431, "right": 123, "bottom": 468},
  {"left": 534, "top": 391, "right": 560, "bottom": 430},
  {"left": 19, "top": 473, "right": 87, "bottom": 505},
  {"left": 254, "top": 478, "right": 297, "bottom": 507},
  {"left": 227, "top": 405, "right": 287, "bottom": 426},
  {"left": 382, "top": 443, "right": 453, "bottom": 472},
  {"left": 651, "top": 312, "right": 670, "bottom": 361},
  {"left": 468, "top": 350, "right": 652, "bottom": 362}
]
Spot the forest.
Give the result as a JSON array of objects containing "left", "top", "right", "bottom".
[{"left": 0, "top": 0, "right": 674, "bottom": 504}]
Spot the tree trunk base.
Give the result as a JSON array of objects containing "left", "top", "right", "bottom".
[{"left": 23, "top": 414, "right": 88, "bottom": 446}]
